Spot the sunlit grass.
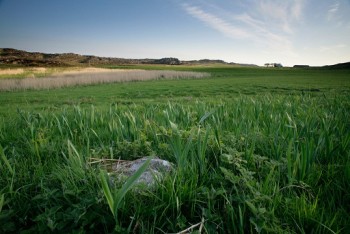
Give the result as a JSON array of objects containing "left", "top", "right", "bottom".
[{"left": 0, "top": 65, "right": 349, "bottom": 232}]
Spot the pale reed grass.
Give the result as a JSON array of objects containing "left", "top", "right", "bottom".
[
  {"left": 0, "top": 70, "right": 209, "bottom": 91},
  {"left": 0, "top": 68, "right": 24, "bottom": 75}
]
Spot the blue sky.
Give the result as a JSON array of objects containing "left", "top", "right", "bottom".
[{"left": 0, "top": 0, "right": 349, "bottom": 66}]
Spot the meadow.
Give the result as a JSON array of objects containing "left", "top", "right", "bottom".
[{"left": 0, "top": 65, "right": 349, "bottom": 233}]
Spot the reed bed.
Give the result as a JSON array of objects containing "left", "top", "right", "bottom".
[
  {"left": 0, "top": 68, "right": 25, "bottom": 75},
  {"left": 0, "top": 70, "right": 209, "bottom": 91}
]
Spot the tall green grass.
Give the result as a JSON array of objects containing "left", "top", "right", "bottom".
[{"left": 0, "top": 91, "right": 349, "bottom": 232}]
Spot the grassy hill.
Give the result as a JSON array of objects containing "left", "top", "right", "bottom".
[{"left": 323, "top": 61, "right": 350, "bottom": 69}]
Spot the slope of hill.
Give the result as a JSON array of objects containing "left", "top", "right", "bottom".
[
  {"left": 0, "top": 48, "right": 180, "bottom": 67},
  {"left": 0, "top": 48, "right": 257, "bottom": 67},
  {"left": 323, "top": 62, "right": 350, "bottom": 69}
]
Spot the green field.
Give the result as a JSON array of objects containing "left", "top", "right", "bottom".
[{"left": 1, "top": 66, "right": 350, "bottom": 233}]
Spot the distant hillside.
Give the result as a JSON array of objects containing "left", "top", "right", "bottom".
[
  {"left": 182, "top": 59, "right": 258, "bottom": 67},
  {"left": 323, "top": 62, "right": 350, "bottom": 69},
  {"left": 0, "top": 48, "right": 180, "bottom": 67},
  {"left": 0, "top": 48, "right": 256, "bottom": 67}
]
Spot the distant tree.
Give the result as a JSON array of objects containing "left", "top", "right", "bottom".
[
  {"left": 154, "top": 58, "right": 180, "bottom": 65},
  {"left": 274, "top": 63, "right": 283, "bottom": 67}
]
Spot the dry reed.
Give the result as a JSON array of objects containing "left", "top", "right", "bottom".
[
  {"left": 0, "top": 70, "right": 209, "bottom": 91},
  {"left": 0, "top": 68, "right": 25, "bottom": 75}
]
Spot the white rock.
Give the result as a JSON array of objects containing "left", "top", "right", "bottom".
[{"left": 108, "top": 157, "right": 173, "bottom": 188}]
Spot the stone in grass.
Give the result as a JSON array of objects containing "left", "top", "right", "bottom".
[{"left": 107, "top": 157, "right": 174, "bottom": 189}]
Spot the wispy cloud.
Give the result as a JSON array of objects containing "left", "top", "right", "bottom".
[
  {"left": 181, "top": 1, "right": 305, "bottom": 57},
  {"left": 320, "top": 44, "right": 347, "bottom": 52},
  {"left": 182, "top": 4, "right": 251, "bottom": 40},
  {"left": 233, "top": 13, "right": 265, "bottom": 31},
  {"left": 233, "top": 13, "right": 289, "bottom": 48},
  {"left": 327, "top": 2, "right": 340, "bottom": 21},
  {"left": 291, "top": 0, "right": 304, "bottom": 20},
  {"left": 256, "top": 0, "right": 304, "bottom": 34}
]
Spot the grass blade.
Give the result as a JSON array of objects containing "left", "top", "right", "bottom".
[
  {"left": 100, "top": 171, "right": 116, "bottom": 217},
  {"left": 0, "top": 194, "right": 4, "bottom": 213},
  {"left": 100, "top": 157, "right": 152, "bottom": 225},
  {"left": 199, "top": 110, "right": 215, "bottom": 125},
  {"left": 114, "top": 157, "right": 152, "bottom": 213},
  {"left": 0, "top": 145, "right": 13, "bottom": 175},
  {"left": 286, "top": 140, "right": 293, "bottom": 183}
]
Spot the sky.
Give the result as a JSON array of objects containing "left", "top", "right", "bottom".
[{"left": 0, "top": 0, "right": 349, "bottom": 66}]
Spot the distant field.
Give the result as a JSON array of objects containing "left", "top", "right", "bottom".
[
  {"left": 0, "top": 66, "right": 349, "bottom": 116},
  {"left": 0, "top": 65, "right": 349, "bottom": 233}
]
